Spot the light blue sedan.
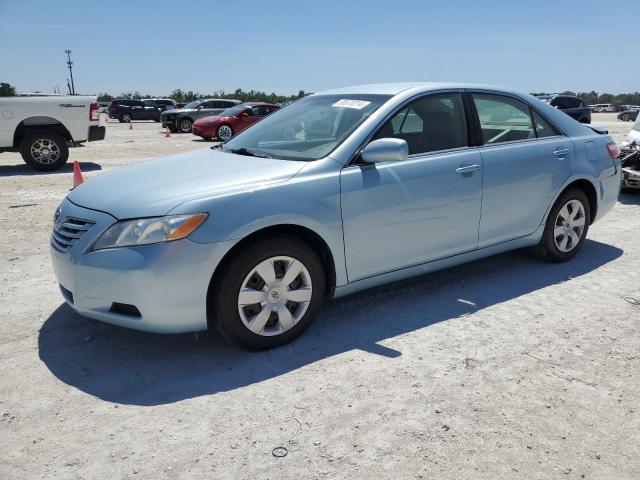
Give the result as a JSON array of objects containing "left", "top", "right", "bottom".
[{"left": 50, "top": 83, "right": 621, "bottom": 349}]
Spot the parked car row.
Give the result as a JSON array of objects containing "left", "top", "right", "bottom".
[{"left": 192, "top": 103, "right": 280, "bottom": 140}]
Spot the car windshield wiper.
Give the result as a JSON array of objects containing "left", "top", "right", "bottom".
[{"left": 227, "top": 147, "right": 272, "bottom": 159}]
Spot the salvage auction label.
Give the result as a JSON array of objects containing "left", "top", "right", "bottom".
[{"left": 332, "top": 99, "right": 371, "bottom": 109}]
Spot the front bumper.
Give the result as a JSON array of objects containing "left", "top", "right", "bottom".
[{"left": 50, "top": 199, "right": 235, "bottom": 333}]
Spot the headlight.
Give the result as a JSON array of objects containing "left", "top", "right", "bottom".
[{"left": 91, "top": 213, "right": 208, "bottom": 251}]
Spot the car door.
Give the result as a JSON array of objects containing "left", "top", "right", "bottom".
[
  {"left": 130, "top": 100, "right": 146, "bottom": 120},
  {"left": 470, "top": 92, "right": 574, "bottom": 247},
  {"left": 340, "top": 92, "right": 484, "bottom": 282}
]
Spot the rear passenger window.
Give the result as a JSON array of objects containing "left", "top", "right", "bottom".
[
  {"left": 373, "top": 93, "right": 468, "bottom": 155},
  {"left": 531, "top": 110, "right": 560, "bottom": 138},
  {"left": 472, "top": 94, "right": 535, "bottom": 144}
]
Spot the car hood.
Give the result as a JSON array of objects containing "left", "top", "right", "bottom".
[
  {"left": 67, "top": 148, "right": 307, "bottom": 219},
  {"left": 161, "top": 108, "right": 194, "bottom": 116},
  {"left": 194, "top": 115, "right": 223, "bottom": 125}
]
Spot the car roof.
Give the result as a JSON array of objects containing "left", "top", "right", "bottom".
[{"left": 316, "top": 82, "right": 530, "bottom": 96}]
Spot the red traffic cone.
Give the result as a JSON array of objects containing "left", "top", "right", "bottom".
[
  {"left": 129, "top": 122, "right": 133, "bottom": 130},
  {"left": 72, "top": 161, "right": 84, "bottom": 188},
  {"left": 165, "top": 127, "right": 171, "bottom": 138}
]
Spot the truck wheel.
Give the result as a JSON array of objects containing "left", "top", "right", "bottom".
[{"left": 20, "top": 130, "right": 69, "bottom": 171}]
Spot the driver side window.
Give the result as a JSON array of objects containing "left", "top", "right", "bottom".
[{"left": 373, "top": 93, "right": 468, "bottom": 155}]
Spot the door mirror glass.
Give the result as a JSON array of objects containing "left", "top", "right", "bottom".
[{"left": 361, "top": 138, "right": 408, "bottom": 164}]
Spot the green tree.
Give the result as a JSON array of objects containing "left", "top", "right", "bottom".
[{"left": 0, "top": 82, "right": 17, "bottom": 96}]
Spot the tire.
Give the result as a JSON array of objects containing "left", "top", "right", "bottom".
[
  {"left": 621, "top": 113, "right": 631, "bottom": 122},
  {"left": 532, "top": 188, "right": 590, "bottom": 262},
  {"left": 178, "top": 118, "right": 193, "bottom": 133},
  {"left": 210, "top": 236, "right": 326, "bottom": 350},
  {"left": 119, "top": 112, "right": 132, "bottom": 123},
  {"left": 19, "top": 130, "right": 69, "bottom": 171},
  {"left": 217, "top": 124, "right": 234, "bottom": 141}
]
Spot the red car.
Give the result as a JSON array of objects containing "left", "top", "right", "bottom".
[{"left": 191, "top": 103, "right": 280, "bottom": 141}]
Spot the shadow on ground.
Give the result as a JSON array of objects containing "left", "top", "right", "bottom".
[
  {"left": 0, "top": 161, "right": 102, "bottom": 177},
  {"left": 38, "top": 239, "right": 622, "bottom": 406}
]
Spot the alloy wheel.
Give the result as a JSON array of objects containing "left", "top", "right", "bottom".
[
  {"left": 237, "top": 256, "right": 313, "bottom": 336},
  {"left": 179, "top": 119, "right": 192, "bottom": 133},
  {"left": 553, "top": 199, "right": 586, "bottom": 252},
  {"left": 218, "top": 125, "right": 233, "bottom": 141},
  {"left": 30, "top": 138, "right": 60, "bottom": 165}
]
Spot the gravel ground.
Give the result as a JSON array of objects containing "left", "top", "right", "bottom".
[{"left": 0, "top": 113, "right": 638, "bottom": 479}]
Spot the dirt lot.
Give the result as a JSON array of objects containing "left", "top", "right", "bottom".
[{"left": 0, "top": 113, "right": 638, "bottom": 479}]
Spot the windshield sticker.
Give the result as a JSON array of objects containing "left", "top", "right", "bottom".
[{"left": 332, "top": 99, "right": 371, "bottom": 109}]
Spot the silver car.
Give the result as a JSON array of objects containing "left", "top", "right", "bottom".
[{"left": 51, "top": 83, "right": 621, "bottom": 350}]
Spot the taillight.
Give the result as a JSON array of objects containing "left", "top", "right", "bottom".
[
  {"left": 89, "top": 101, "right": 99, "bottom": 121},
  {"left": 606, "top": 142, "right": 620, "bottom": 160}
]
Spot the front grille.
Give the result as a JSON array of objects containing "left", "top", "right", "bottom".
[{"left": 51, "top": 217, "right": 95, "bottom": 252}]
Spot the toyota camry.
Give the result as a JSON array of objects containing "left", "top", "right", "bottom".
[{"left": 50, "top": 83, "right": 621, "bottom": 350}]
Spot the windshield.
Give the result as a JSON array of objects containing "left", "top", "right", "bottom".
[
  {"left": 222, "top": 94, "right": 391, "bottom": 161},
  {"left": 183, "top": 100, "right": 202, "bottom": 109},
  {"left": 219, "top": 105, "right": 247, "bottom": 117}
]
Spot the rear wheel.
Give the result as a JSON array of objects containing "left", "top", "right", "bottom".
[
  {"left": 532, "top": 188, "right": 590, "bottom": 262},
  {"left": 210, "top": 236, "right": 326, "bottom": 350},
  {"left": 19, "top": 130, "right": 69, "bottom": 171},
  {"left": 621, "top": 113, "right": 631, "bottom": 122},
  {"left": 119, "top": 112, "right": 132, "bottom": 123}
]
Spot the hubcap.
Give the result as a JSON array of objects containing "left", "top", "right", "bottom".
[
  {"left": 30, "top": 138, "right": 60, "bottom": 164},
  {"left": 554, "top": 199, "right": 586, "bottom": 252},
  {"left": 237, "top": 256, "right": 312, "bottom": 336},
  {"left": 218, "top": 125, "right": 232, "bottom": 140}
]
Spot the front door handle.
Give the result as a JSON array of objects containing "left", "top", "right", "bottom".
[
  {"left": 455, "top": 164, "right": 481, "bottom": 174},
  {"left": 553, "top": 147, "right": 571, "bottom": 159}
]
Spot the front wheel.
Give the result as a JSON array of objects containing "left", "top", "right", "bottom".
[
  {"left": 178, "top": 118, "right": 193, "bottom": 133},
  {"left": 119, "top": 112, "right": 132, "bottom": 123},
  {"left": 20, "top": 130, "right": 69, "bottom": 171},
  {"left": 210, "top": 236, "right": 326, "bottom": 350},
  {"left": 217, "top": 124, "right": 234, "bottom": 141},
  {"left": 621, "top": 113, "right": 631, "bottom": 122},
  {"left": 532, "top": 188, "right": 590, "bottom": 262}
]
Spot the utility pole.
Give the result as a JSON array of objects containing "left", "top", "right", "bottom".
[{"left": 65, "top": 50, "right": 75, "bottom": 95}]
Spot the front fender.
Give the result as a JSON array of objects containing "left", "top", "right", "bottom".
[{"left": 169, "top": 159, "right": 348, "bottom": 286}]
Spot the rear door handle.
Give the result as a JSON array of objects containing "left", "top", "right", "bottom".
[
  {"left": 553, "top": 147, "right": 571, "bottom": 158},
  {"left": 455, "top": 164, "right": 481, "bottom": 174}
]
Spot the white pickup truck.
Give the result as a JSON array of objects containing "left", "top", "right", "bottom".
[{"left": 0, "top": 95, "right": 106, "bottom": 171}]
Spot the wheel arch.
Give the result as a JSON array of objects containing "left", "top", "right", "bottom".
[
  {"left": 560, "top": 178, "right": 598, "bottom": 224},
  {"left": 13, "top": 117, "right": 72, "bottom": 148},
  {"left": 206, "top": 223, "right": 337, "bottom": 325}
]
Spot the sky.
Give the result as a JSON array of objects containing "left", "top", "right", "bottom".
[{"left": 1, "top": 0, "right": 637, "bottom": 96}]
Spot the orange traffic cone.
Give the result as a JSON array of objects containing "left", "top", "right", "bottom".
[
  {"left": 73, "top": 161, "right": 84, "bottom": 188},
  {"left": 165, "top": 127, "right": 171, "bottom": 138},
  {"left": 129, "top": 122, "right": 133, "bottom": 130}
]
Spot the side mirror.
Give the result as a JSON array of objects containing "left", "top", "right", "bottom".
[
  {"left": 197, "top": 106, "right": 203, "bottom": 110},
  {"left": 360, "top": 138, "right": 409, "bottom": 164}
]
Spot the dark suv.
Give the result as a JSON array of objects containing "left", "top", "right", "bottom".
[
  {"left": 108, "top": 99, "right": 162, "bottom": 123},
  {"left": 161, "top": 98, "right": 241, "bottom": 133},
  {"left": 148, "top": 98, "right": 177, "bottom": 112},
  {"left": 537, "top": 95, "right": 591, "bottom": 124}
]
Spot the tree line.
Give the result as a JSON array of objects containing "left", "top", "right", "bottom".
[
  {"left": 532, "top": 91, "right": 640, "bottom": 106},
  {"left": 3, "top": 81, "right": 639, "bottom": 106},
  {"left": 95, "top": 88, "right": 307, "bottom": 104}
]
